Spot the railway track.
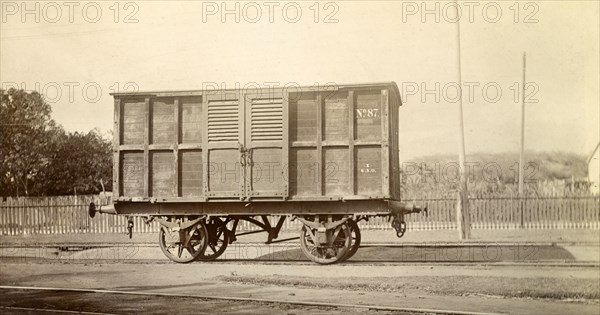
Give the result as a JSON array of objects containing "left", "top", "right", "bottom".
[
  {"left": 0, "top": 305, "right": 119, "bottom": 315},
  {"left": 0, "top": 285, "right": 503, "bottom": 315},
  {"left": 1, "top": 242, "right": 597, "bottom": 267},
  {"left": 1, "top": 258, "right": 597, "bottom": 268},
  {"left": 4, "top": 241, "right": 597, "bottom": 247}
]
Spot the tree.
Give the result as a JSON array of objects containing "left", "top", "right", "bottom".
[
  {"left": 1, "top": 88, "right": 113, "bottom": 196},
  {"left": 43, "top": 129, "right": 113, "bottom": 195},
  {"left": 0, "top": 88, "right": 55, "bottom": 196}
]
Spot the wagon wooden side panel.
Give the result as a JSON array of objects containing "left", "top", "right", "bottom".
[
  {"left": 99, "top": 82, "right": 418, "bottom": 264},
  {"left": 110, "top": 82, "right": 402, "bottom": 213}
]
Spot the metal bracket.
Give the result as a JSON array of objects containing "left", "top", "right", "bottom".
[
  {"left": 143, "top": 216, "right": 154, "bottom": 225},
  {"left": 388, "top": 200, "right": 428, "bottom": 217},
  {"left": 126, "top": 217, "right": 134, "bottom": 239},
  {"left": 154, "top": 216, "right": 205, "bottom": 231},
  {"left": 295, "top": 216, "right": 349, "bottom": 231},
  {"left": 391, "top": 214, "right": 407, "bottom": 238},
  {"left": 88, "top": 202, "right": 117, "bottom": 218},
  {"left": 266, "top": 216, "right": 286, "bottom": 243}
]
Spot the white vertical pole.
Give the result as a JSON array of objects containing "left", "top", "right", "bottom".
[
  {"left": 519, "top": 52, "right": 527, "bottom": 195},
  {"left": 455, "top": 0, "right": 470, "bottom": 240},
  {"left": 519, "top": 52, "right": 527, "bottom": 228}
]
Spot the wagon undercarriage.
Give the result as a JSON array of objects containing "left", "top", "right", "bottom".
[
  {"left": 150, "top": 213, "right": 374, "bottom": 264},
  {"left": 90, "top": 200, "right": 426, "bottom": 264}
]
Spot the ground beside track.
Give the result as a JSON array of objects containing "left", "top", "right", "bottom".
[
  {"left": 1, "top": 229, "right": 598, "bottom": 314},
  {"left": 0, "top": 288, "right": 427, "bottom": 315},
  {"left": 218, "top": 274, "right": 600, "bottom": 301},
  {"left": 1, "top": 261, "right": 598, "bottom": 314}
]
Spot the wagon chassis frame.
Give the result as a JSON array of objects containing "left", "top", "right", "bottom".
[
  {"left": 140, "top": 209, "right": 408, "bottom": 245},
  {"left": 138, "top": 212, "right": 373, "bottom": 263},
  {"left": 91, "top": 200, "right": 425, "bottom": 263}
]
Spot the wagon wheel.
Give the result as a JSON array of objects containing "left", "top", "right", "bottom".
[
  {"left": 300, "top": 222, "right": 352, "bottom": 265},
  {"left": 197, "top": 218, "right": 230, "bottom": 261},
  {"left": 340, "top": 219, "right": 361, "bottom": 262},
  {"left": 159, "top": 220, "right": 208, "bottom": 263}
]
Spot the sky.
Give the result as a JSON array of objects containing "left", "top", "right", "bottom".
[{"left": 1, "top": 0, "right": 598, "bottom": 160}]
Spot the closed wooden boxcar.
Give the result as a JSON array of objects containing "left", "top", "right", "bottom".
[{"left": 96, "top": 82, "right": 420, "bottom": 264}]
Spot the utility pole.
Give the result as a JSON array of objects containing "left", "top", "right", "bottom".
[
  {"left": 455, "top": 1, "right": 470, "bottom": 240},
  {"left": 518, "top": 52, "right": 527, "bottom": 228},
  {"left": 519, "top": 52, "right": 526, "bottom": 195}
]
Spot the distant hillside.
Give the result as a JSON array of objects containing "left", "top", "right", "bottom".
[{"left": 404, "top": 151, "right": 587, "bottom": 184}]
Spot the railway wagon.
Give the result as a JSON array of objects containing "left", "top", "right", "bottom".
[{"left": 89, "top": 82, "right": 425, "bottom": 264}]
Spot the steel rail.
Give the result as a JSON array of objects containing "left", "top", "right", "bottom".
[
  {"left": 0, "top": 305, "right": 120, "bottom": 315},
  {"left": 2, "top": 241, "right": 598, "bottom": 248},
  {"left": 0, "top": 257, "right": 597, "bottom": 268},
  {"left": 0, "top": 285, "right": 504, "bottom": 315}
]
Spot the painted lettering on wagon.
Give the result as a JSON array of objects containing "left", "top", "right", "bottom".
[{"left": 356, "top": 108, "right": 380, "bottom": 118}]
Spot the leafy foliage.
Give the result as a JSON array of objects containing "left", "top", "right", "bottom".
[
  {"left": 401, "top": 152, "right": 590, "bottom": 197},
  {"left": 43, "top": 128, "right": 113, "bottom": 195},
  {"left": 1, "top": 89, "right": 54, "bottom": 196},
  {"left": 1, "top": 88, "right": 112, "bottom": 196}
]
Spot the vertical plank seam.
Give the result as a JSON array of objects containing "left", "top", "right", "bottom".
[
  {"left": 381, "top": 89, "right": 390, "bottom": 198},
  {"left": 316, "top": 92, "right": 323, "bottom": 196},
  {"left": 174, "top": 97, "right": 180, "bottom": 197},
  {"left": 114, "top": 98, "right": 121, "bottom": 198},
  {"left": 348, "top": 90, "right": 355, "bottom": 195},
  {"left": 282, "top": 94, "right": 290, "bottom": 199},
  {"left": 144, "top": 97, "right": 150, "bottom": 198}
]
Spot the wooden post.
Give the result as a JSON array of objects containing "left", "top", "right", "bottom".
[{"left": 454, "top": 1, "right": 470, "bottom": 240}]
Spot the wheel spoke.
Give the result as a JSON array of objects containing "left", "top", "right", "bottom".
[
  {"left": 300, "top": 222, "right": 353, "bottom": 265},
  {"left": 310, "top": 246, "right": 319, "bottom": 257},
  {"left": 306, "top": 228, "right": 318, "bottom": 245},
  {"left": 158, "top": 221, "right": 207, "bottom": 263},
  {"left": 185, "top": 244, "right": 196, "bottom": 255},
  {"left": 332, "top": 225, "right": 342, "bottom": 240},
  {"left": 177, "top": 243, "right": 183, "bottom": 258},
  {"left": 197, "top": 219, "right": 229, "bottom": 261},
  {"left": 339, "top": 220, "right": 361, "bottom": 262},
  {"left": 208, "top": 243, "right": 217, "bottom": 253}
]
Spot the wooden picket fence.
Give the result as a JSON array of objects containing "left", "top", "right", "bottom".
[
  {"left": 1, "top": 194, "right": 598, "bottom": 235},
  {"left": 362, "top": 195, "right": 600, "bottom": 230}
]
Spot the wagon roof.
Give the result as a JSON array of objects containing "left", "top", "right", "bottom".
[{"left": 110, "top": 81, "right": 402, "bottom": 104}]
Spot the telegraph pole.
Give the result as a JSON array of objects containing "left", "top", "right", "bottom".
[
  {"left": 518, "top": 52, "right": 526, "bottom": 196},
  {"left": 518, "top": 52, "right": 526, "bottom": 228},
  {"left": 455, "top": 1, "right": 470, "bottom": 240}
]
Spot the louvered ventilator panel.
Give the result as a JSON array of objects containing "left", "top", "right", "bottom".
[
  {"left": 207, "top": 100, "right": 239, "bottom": 142},
  {"left": 251, "top": 98, "right": 283, "bottom": 141}
]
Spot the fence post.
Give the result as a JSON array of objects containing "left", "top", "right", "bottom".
[{"left": 519, "top": 196, "right": 524, "bottom": 228}]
